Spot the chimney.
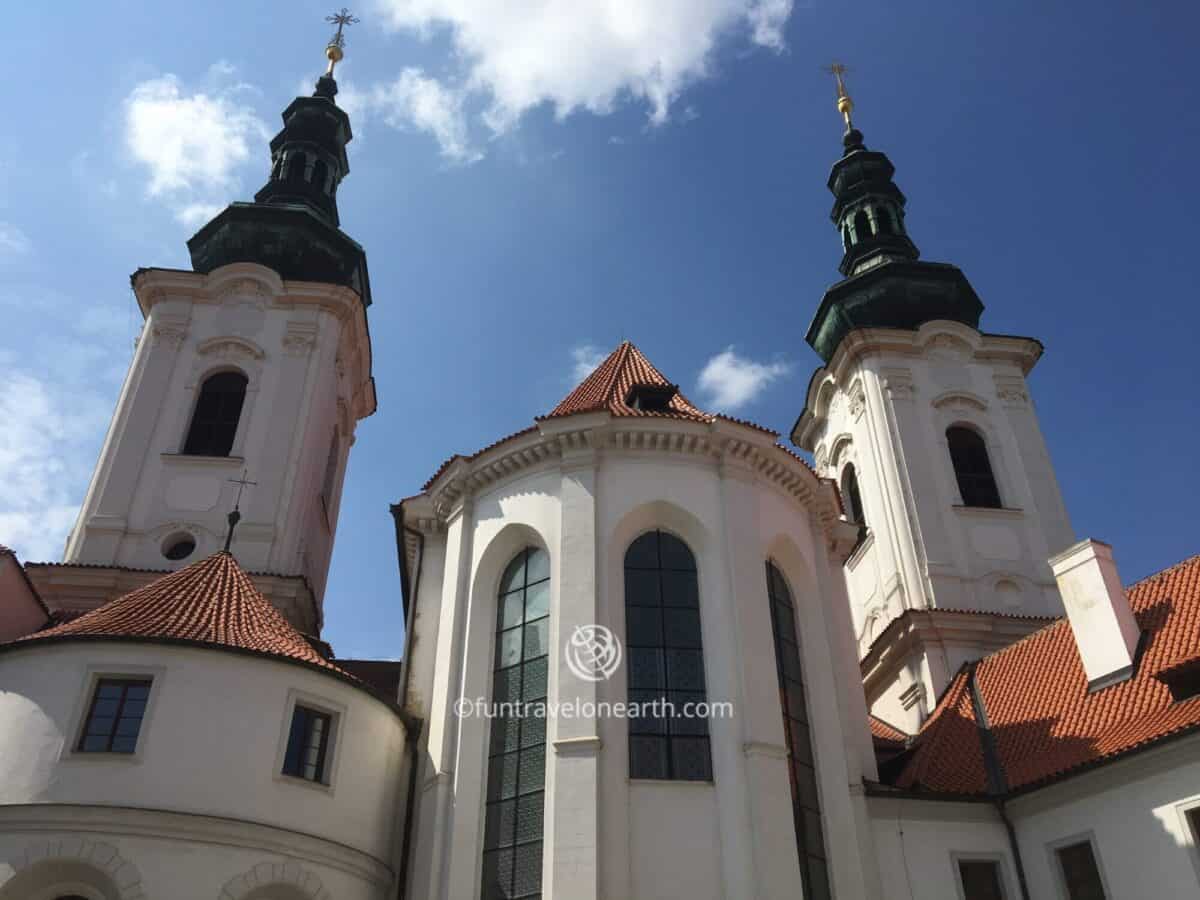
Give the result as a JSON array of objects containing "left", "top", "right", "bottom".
[{"left": 1049, "top": 539, "right": 1142, "bottom": 690}]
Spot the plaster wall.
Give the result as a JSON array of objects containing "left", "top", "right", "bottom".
[
  {"left": 0, "top": 641, "right": 405, "bottom": 872},
  {"left": 0, "top": 555, "right": 46, "bottom": 642},
  {"left": 60, "top": 263, "right": 373, "bottom": 627},
  {"left": 403, "top": 427, "right": 881, "bottom": 900}
]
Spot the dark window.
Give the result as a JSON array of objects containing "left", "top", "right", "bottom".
[
  {"left": 766, "top": 562, "right": 829, "bottom": 900},
  {"left": 947, "top": 426, "right": 1002, "bottom": 509},
  {"left": 162, "top": 534, "right": 196, "bottom": 560},
  {"left": 77, "top": 678, "right": 151, "bottom": 753},
  {"left": 183, "top": 371, "right": 247, "bottom": 457},
  {"left": 482, "top": 547, "right": 549, "bottom": 900},
  {"left": 625, "top": 531, "right": 712, "bottom": 781},
  {"left": 853, "top": 208, "right": 872, "bottom": 241},
  {"left": 875, "top": 205, "right": 894, "bottom": 235},
  {"left": 626, "top": 384, "right": 677, "bottom": 413},
  {"left": 311, "top": 158, "right": 328, "bottom": 191},
  {"left": 286, "top": 152, "right": 306, "bottom": 182},
  {"left": 320, "top": 430, "right": 340, "bottom": 522},
  {"left": 1056, "top": 840, "right": 1106, "bottom": 900},
  {"left": 1163, "top": 663, "right": 1200, "bottom": 702},
  {"left": 282, "top": 704, "right": 333, "bottom": 783},
  {"left": 1188, "top": 808, "right": 1200, "bottom": 852},
  {"left": 841, "top": 464, "right": 866, "bottom": 526},
  {"left": 959, "top": 859, "right": 1005, "bottom": 900}
]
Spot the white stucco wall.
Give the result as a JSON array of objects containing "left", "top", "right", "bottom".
[
  {"left": 401, "top": 415, "right": 881, "bottom": 900},
  {"left": 61, "top": 263, "right": 374, "bottom": 625},
  {"left": 0, "top": 640, "right": 406, "bottom": 899}
]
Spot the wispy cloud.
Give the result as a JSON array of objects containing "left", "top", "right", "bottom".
[
  {"left": 697, "top": 346, "right": 790, "bottom": 409},
  {"left": 124, "top": 62, "right": 267, "bottom": 224},
  {"left": 373, "top": 0, "right": 793, "bottom": 158},
  {"left": 372, "top": 68, "right": 481, "bottom": 164},
  {"left": 0, "top": 222, "right": 31, "bottom": 259},
  {"left": 570, "top": 344, "right": 608, "bottom": 382}
]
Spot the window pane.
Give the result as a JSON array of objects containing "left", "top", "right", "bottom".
[
  {"left": 629, "top": 735, "right": 669, "bottom": 779},
  {"left": 625, "top": 606, "right": 663, "bottom": 646},
  {"left": 669, "top": 737, "right": 712, "bottom": 780},
  {"left": 525, "top": 548, "right": 550, "bottom": 585},
  {"left": 500, "top": 592, "right": 525, "bottom": 630},
  {"left": 491, "top": 715, "right": 521, "bottom": 754},
  {"left": 519, "top": 713, "right": 546, "bottom": 750},
  {"left": 668, "top": 691, "right": 709, "bottom": 736},
  {"left": 494, "top": 666, "right": 523, "bottom": 705},
  {"left": 78, "top": 678, "right": 151, "bottom": 754},
  {"left": 481, "top": 848, "right": 515, "bottom": 900},
  {"left": 624, "top": 532, "right": 660, "bottom": 569},
  {"left": 487, "top": 751, "right": 521, "bottom": 801},
  {"left": 515, "top": 793, "right": 544, "bottom": 844},
  {"left": 625, "top": 570, "right": 660, "bottom": 607},
  {"left": 496, "top": 628, "right": 523, "bottom": 669},
  {"left": 513, "top": 840, "right": 544, "bottom": 895},
  {"left": 628, "top": 648, "right": 666, "bottom": 690},
  {"left": 524, "top": 581, "right": 550, "bottom": 621},
  {"left": 658, "top": 532, "right": 696, "bottom": 570},
  {"left": 661, "top": 570, "right": 698, "bottom": 607},
  {"left": 663, "top": 608, "right": 702, "bottom": 648},
  {"left": 959, "top": 860, "right": 1005, "bottom": 900},
  {"left": 665, "top": 649, "right": 705, "bottom": 691},
  {"left": 1056, "top": 841, "right": 1106, "bottom": 900},
  {"left": 500, "top": 554, "right": 526, "bottom": 594},
  {"left": 485, "top": 798, "right": 517, "bottom": 848},
  {"left": 282, "top": 705, "right": 330, "bottom": 782},
  {"left": 523, "top": 618, "right": 549, "bottom": 660},
  {"left": 522, "top": 657, "right": 549, "bottom": 701},
  {"left": 628, "top": 691, "right": 668, "bottom": 734}
]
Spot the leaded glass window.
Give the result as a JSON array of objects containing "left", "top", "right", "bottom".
[
  {"left": 766, "top": 562, "right": 830, "bottom": 900},
  {"left": 625, "top": 530, "right": 712, "bottom": 781},
  {"left": 77, "top": 678, "right": 151, "bottom": 753},
  {"left": 482, "top": 547, "right": 549, "bottom": 900}
]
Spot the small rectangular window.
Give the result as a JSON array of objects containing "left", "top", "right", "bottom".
[
  {"left": 78, "top": 678, "right": 152, "bottom": 753},
  {"left": 1056, "top": 840, "right": 1107, "bottom": 900},
  {"left": 282, "top": 704, "right": 333, "bottom": 783},
  {"left": 958, "top": 859, "right": 1005, "bottom": 900}
]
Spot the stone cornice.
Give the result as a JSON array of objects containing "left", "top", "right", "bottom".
[
  {"left": 406, "top": 414, "right": 845, "bottom": 544},
  {"left": 791, "top": 320, "right": 1044, "bottom": 449}
]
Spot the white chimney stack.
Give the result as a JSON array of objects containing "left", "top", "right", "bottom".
[{"left": 1049, "top": 539, "right": 1142, "bottom": 689}]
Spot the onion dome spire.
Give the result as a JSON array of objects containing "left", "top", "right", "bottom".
[
  {"left": 185, "top": 10, "right": 371, "bottom": 305},
  {"left": 804, "top": 68, "right": 984, "bottom": 363}
]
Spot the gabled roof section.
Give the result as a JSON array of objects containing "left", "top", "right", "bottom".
[
  {"left": 891, "top": 553, "right": 1200, "bottom": 795},
  {"left": 10, "top": 551, "right": 346, "bottom": 678},
  {"left": 543, "top": 341, "right": 713, "bottom": 424}
]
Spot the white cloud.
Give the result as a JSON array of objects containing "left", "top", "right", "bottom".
[
  {"left": 696, "top": 346, "right": 790, "bottom": 409},
  {"left": 372, "top": 69, "right": 480, "bottom": 163},
  {"left": 570, "top": 343, "right": 607, "bottom": 382},
  {"left": 124, "top": 66, "right": 267, "bottom": 221},
  {"left": 0, "top": 222, "right": 31, "bottom": 258},
  {"left": 375, "top": 0, "right": 793, "bottom": 141}
]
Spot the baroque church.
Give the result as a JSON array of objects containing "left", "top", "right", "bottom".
[{"left": 0, "top": 33, "right": 1198, "bottom": 900}]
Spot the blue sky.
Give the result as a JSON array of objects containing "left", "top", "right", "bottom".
[{"left": 1, "top": 2, "right": 1197, "bottom": 659}]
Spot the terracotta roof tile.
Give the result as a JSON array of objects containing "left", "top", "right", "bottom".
[
  {"left": 869, "top": 714, "right": 910, "bottom": 745},
  {"left": 893, "top": 553, "right": 1200, "bottom": 794},
  {"left": 11, "top": 551, "right": 348, "bottom": 678}
]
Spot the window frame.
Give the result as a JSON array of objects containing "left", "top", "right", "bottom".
[
  {"left": 63, "top": 664, "right": 164, "bottom": 764},
  {"left": 1047, "top": 832, "right": 1111, "bottom": 900},
  {"left": 946, "top": 424, "right": 1004, "bottom": 509},
  {"left": 951, "top": 851, "right": 1012, "bottom": 900},
  {"left": 274, "top": 688, "right": 346, "bottom": 793},
  {"left": 624, "top": 529, "right": 713, "bottom": 783},
  {"left": 181, "top": 368, "right": 249, "bottom": 459}
]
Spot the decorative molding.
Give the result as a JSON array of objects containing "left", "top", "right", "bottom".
[
  {"left": 848, "top": 379, "right": 866, "bottom": 421},
  {"left": 882, "top": 368, "right": 915, "bottom": 401},
  {"left": 742, "top": 740, "right": 789, "bottom": 761},
  {"left": 150, "top": 322, "right": 188, "bottom": 350},
  {"left": 552, "top": 735, "right": 602, "bottom": 756},
  {"left": 221, "top": 860, "right": 327, "bottom": 900},
  {"left": 930, "top": 389, "right": 989, "bottom": 412},
  {"left": 7, "top": 835, "right": 146, "bottom": 900},
  {"left": 994, "top": 374, "right": 1030, "bottom": 408},
  {"left": 196, "top": 336, "right": 266, "bottom": 361},
  {"left": 282, "top": 323, "right": 318, "bottom": 357}
]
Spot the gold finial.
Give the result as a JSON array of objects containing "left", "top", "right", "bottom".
[
  {"left": 824, "top": 62, "right": 854, "bottom": 130},
  {"left": 324, "top": 8, "right": 360, "bottom": 76}
]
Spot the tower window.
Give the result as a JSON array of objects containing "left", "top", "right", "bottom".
[
  {"left": 853, "top": 209, "right": 872, "bottom": 242},
  {"left": 875, "top": 205, "right": 894, "bottom": 235},
  {"left": 841, "top": 464, "right": 866, "bottom": 527},
  {"left": 482, "top": 547, "right": 549, "bottom": 900},
  {"left": 766, "top": 562, "right": 830, "bottom": 900},
  {"left": 947, "top": 426, "right": 1002, "bottom": 509},
  {"left": 286, "top": 152, "right": 307, "bottom": 182},
  {"left": 1055, "top": 839, "right": 1107, "bottom": 899},
  {"left": 625, "top": 530, "right": 712, "bottom": 781},
  {"left": 626, "top": 384, "right": 677, "bottom": 413},
  {"left": 77, "top": 678, "right": 152, "bottom": 753},
  {"left": 183, "top": 371, "right": 248, "bottom": 457},
  {"left": 311, "top": 158, "right": 329, "bottom": 192},
  {"left": 282, "top": 703, "right": 334, "bottom": 783},
  {"left": 320, "top": 429, "right": 340, "bottom": 527},
  {"left": 161, "top": 532, "right": 196, "bottom": 561}
]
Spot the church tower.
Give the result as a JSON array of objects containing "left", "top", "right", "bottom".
[
  {"left": 40, "top": 34, "right": 376, "bottom": 635},
  {"left": 792, "top": 71, "right": 1074, "bottom": 731}
]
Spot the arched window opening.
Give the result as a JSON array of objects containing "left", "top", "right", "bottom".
[
  {"left": 481, "top": 547, "right": 549, "bottom": 900},
  {"left": 311, "top": 159, "right": 329, "bottom": 192},
  {"left": 766, "top": 561, "right": 831, "bottom": 900},
  {"left": 286, "top": 152, "right": 306, "bottom": 182},
  {"left": 875, "top": 205, "right": 894, "bottom": 235},
  {"left": 947, "top": 426, "right": 1002, "bottom": 508},
  {"left": 183, "top": 371, "right": 247, "bottom": 457},
  {"left": 624, "top": 530, "right": 712, "bottom": 781},
  {"left": 841, "top": 464, "right": 866, "bottom": 527},
  {"left": 853, "top": 209, "right": 872, "bottom": 242}
]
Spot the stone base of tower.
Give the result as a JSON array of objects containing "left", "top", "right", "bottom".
[
  {"left": 859, "top": 607, "right": 1052, "bottom": 732},
  {"left": 24, "top": 562, "right": 319, "bottom": 636}
]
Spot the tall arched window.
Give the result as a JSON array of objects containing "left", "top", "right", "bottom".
[
  {"left": 286, "top": 152, "right": 306, "bottom": 182},
  {"left": 853, "top": 208, "right": 872, "bottom": 242},
  {"left": 183, "top": 371, "right": 247, "bottom": 457},
  {"left": 624, "top": 530, "right": 711, "bottom": 781},
  {"left": 766, "top": 561, "right": 830, "bottom": 900},
  {"left": 841, "top": 464, "right": 866, "bottom": 527},
  {"left": 481, "top": 547, "right": 549, "bottom": 900},
  {"left": 311, "top": 159, "right": 329, "bottom": 192},
  {"left": 947, "top": 426, "right": 1002, "bottom": 508},
  {"left": 875, "top": 205, "right": 894, "bottom": 235}
]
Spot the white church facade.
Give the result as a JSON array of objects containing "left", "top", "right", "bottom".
[{"left": 1, "top": 39, "right": 1199, "bottom": 900}]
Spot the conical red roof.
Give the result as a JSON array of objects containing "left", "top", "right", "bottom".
[
  {"left": 15, "top": 551, "right": 345, "bottom": 676},
  {"left": 544, "top": 341, "right": 713, "bottom": 423}
]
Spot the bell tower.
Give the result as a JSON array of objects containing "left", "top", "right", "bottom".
[
  {"left": 39, "top": 23, "right": 376, "bottom": 636},
  {"left": 792, "top": 71, "right": 1073, "bottom": 730}
]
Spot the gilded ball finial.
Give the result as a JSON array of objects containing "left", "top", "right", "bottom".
[
  {"left": 323, "top": 8, "right": 359, "bottom": 76},
  {"left": 824, "top": 62, "right": 855, "bottom": 131}
]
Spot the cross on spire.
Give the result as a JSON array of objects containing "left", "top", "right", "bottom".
[
  {"left": 824, "top": 62, "right": 854, "bottom": 131},
  {"left": 223, "top": 469, "right": 258, "bottom": 553},
  {"left": 324, "top": 8, "right": 360, "bottom": 76}
]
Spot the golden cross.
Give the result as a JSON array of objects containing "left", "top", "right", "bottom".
[
  {"left": 824, "top": 62, "right": 854, "bottom": 130},
  {"left": 324, "top": 8, "right": 360, "bottom": 75}
]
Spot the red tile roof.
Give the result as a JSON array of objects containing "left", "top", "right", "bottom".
[
  {"left": 892, "top": 554, "right": 1200, "bottom": 795},
  {"left": 869, "top": 714, "right": 910, "bottom": 746},
  {"left": 544, "top": 341, "right": 713, "bottom": 423},
  {"left": 10, "top": 551, "right": 348, "bottom": 679}
]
